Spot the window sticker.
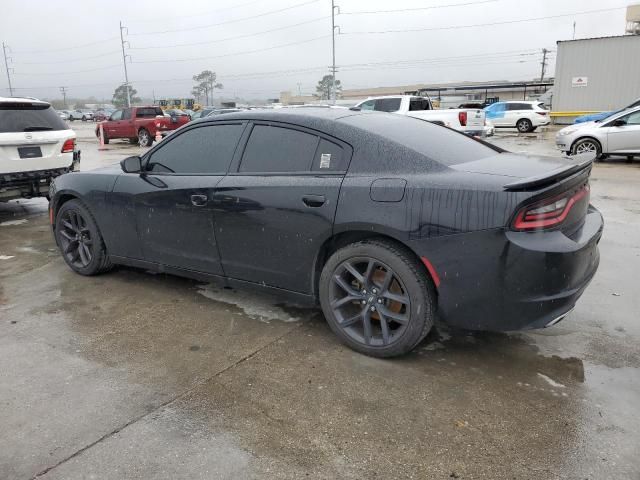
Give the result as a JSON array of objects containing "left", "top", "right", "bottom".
[{"left": 320, "top": 153, "right": 331, "bottom": 169}]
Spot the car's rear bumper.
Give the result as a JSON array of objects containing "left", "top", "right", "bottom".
[
  {"left": 408, "top": 206, "right": 603, "bottom": 331},
  {"left": 0, "top": 161, "right": 78, "bottom": 201}
]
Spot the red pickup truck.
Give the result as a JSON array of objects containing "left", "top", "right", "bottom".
[{"left": 95, "top": 106, "right": 189, "bottom": 146}]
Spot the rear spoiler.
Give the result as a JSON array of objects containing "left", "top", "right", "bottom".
[{"left": 503, "top": 153, "right": 595, "bottom": 191}]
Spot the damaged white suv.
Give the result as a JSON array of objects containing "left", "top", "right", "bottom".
[{"left": 1, "top": 97, "right": 79, "bottom": 201}]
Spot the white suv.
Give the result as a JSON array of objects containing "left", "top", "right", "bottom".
[
  {"left": 484, "top": 101, "right": 550, "bottom": 133},
  {"left": 0, "top": 97, "right": 79, "bottom": 201}
]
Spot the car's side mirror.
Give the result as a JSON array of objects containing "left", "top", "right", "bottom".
[
  {"left": 612, "top": 119, "right": 627, "bottom": 127},
  {"left": 120, "top": 155, "right": 142, "bottom": 173}
]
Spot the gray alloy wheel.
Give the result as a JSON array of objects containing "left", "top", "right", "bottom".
[
  {"left": 55, "top": 199, "right": 112, "bottom": 276},
  {"left": 516, "top": 118, "right": 533, "bottom": 133},
  {"left": 138, "top": 128, "right": 152, "bottom": 147},
  {"left": 319, "top": 240, "right": 436, "bottom": 357},
  {"left": 572, "top": 138, "right": 601, "bottom": 156}
]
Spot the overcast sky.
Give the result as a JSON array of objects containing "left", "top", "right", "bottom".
[{"left": 0, "top": 0, "right": 634, "bottom": 101}]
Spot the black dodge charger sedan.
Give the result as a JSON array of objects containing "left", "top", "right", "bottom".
[{"left": 49, "top": 108, "right": 603, "bottom": 357}]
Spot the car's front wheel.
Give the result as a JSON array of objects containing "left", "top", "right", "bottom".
[
  {"left": 572, "top": 138, "right": 601, "bottom": 156},
  {"left": 138, "top": 128, "right": 153, "bottom": 147},
  {"left": 55, "top": 199, "right": 112, "bottom": 276},
  {"left": 319, "top": 239, "right": 436, "bottom": 357}
]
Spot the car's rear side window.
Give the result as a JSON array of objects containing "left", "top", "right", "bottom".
[
  {"left": 508, "top": 103, "right": 532, "bottom": 110},
  {"left": 0, "top": 103, "right": 68, "bottom": 133},
  {"left": 374, "top": 98, "right": 402, "bottom": 112},
  {"left": 239, "top": 125, "right": 319, "bottom": 173},
  {"left": 340, "top": 113, "right": 500, "bottom": 167},
  {"left": 312, "top": 138, "right": 345, "bottom": 171},
  {"left": 147, "top": 124, "right": 243, "bottom": 174},
  {"left": 136, "top": 107, "right": 162, "bottom": 118}
]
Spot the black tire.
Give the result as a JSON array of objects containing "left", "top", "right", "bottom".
[
  {"left": 82, "top": 116, "right": 87, "bottom": 122},
  {"left": 516, "top": 118, "right": 533, "bottom": 133},
  {"left": 128, "top": 137, "right": 139, "bottom": 144},
  {"left": 319, "top": 239, "right": 436, "bottom": 358},
  {"left": 138, "top": 128, "right": 153, "bottom": 147},
  {"left": 96, "top": 129, "right": 109, "bottom": 144},
  {"left": 571, "top": 138, "right": 601, "bottom": 157},
  {"left": 55, "top": 199, "right": 112, "bottom": 276}
]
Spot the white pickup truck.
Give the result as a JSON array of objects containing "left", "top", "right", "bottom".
[{"left": 354, "top": 95, "right": 487, "bottom": 136}]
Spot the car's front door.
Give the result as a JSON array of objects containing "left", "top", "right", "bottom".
[
  {"left": 119, "top": 108, "right": 134, "bottom": 138},
  {"left": 105, "top": 110, "right": 122, "bottom": 137},
  {"left": 110, "top": 122, "right": 246, "bottom": 275},
  {"left": 213, "top": 122, "right": 350, "bottom": 294},
  {"left": 485, "top": 102, "right": 507, "bottom": 126},
  {"left": 606, "top": 110, "right": 640, "bottom": 153}
]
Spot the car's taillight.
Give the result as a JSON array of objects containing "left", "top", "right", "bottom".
[
  {"left": 61, "top": 138, "right": 75, "bottom": 153},
  {"left": 458, "top": 111, "right": 467, "bottom": 126},
  {"left": 536, "top": 111, "right": 548, "bottom": 116},
  {"left": 513, "top": 184, "right": 590, "bottom": 231}
]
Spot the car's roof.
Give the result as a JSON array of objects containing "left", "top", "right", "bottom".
[
  {"left": 196, "top": 106, "right": 362, "bottom": 125},
  {"left": 0, "top": 96, "right": 49, "bottom": 105}
]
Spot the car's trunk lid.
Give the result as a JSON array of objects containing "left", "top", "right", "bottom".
[{"left": 450, "top": 152, "right": 595, "bottom": 191}]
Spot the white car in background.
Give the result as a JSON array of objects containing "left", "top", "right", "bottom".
[
  {"left": 484, "top": 101, "right": 550, "bottom": 133},
  {"left": 354, "top": 95, "right": 487, "bottom": 136},
  {"left": 0, "top": 97, "right": 78, "bottom": 201},
  {"left": 68, "top": 109, "right": 94, "bottom": 121},
  {"left": 556, "top": 105, "right": 640, "bottom": 161}
]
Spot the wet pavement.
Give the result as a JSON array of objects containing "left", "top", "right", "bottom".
[{"left": 1, "top": 123, "right": 639, "bottom": 479}]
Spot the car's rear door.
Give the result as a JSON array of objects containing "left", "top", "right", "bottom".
[
  {"left": 606, "top": 110, "right": 640, "bottom": 153},
  {"left": 213, "top": 122, "right": 350, "bottom": 294},
  {"left": 110, "top": 121, "right": 246, "bottom": 275},
  {"left": 485, "top": 102, "right": 507, "bottom": 125}
]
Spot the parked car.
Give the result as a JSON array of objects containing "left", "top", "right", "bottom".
[
  {"left": 67, "top": 109, "right": 94, "bottom": 121},
  {"left": 355, "top": 95, "right": 486, "bottom": 136},
  {"left": 93, "top": 109, "right": 114, "bottom": 122},
  {"left": 1, "top": 97, "right": 79, "bottom": 201},
  {"left": 574, "top": 97, "right": 640, "bottom": 124},
  {"left": 56, "top": 110, "right": 69, "bottom": 120},
  {"left": 484, "top": 101, "right": 550, "bottom": 132},
  {"left": 50, "top": 108, "right": 602, "bottom": 357},
  {"left": 95, "top": 106, "right": 187, "bottom": 146},
  {"left": 556, "top": 105, "right": 640, "bottom": 160}
]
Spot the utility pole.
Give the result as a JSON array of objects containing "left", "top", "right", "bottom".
[
  {"left": 119, "top": 21, "right": 131, "bottom": 107},
  {"left": 572, "top": 21, "right": 576, "bottom": 40},
  {"left": 539, "top": 48, "right": 548, "bottom": 82},
  {"left": 60, "top": 86, "right": 67, "bottom": 108},
  {"left": 2, "top": 42, "right": 14, "bottom": 96},
  {"left": 297, "top": 82, "right": 302, "bottom": 96},
  {"left": 330, "top": 0, "right": 337, "bottom": 104}
]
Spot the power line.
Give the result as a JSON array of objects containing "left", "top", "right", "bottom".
[
  {"left": 130, "top": 16, "right": 330, "bottom": 50},
  {"left": 12, "top": 64, "right": 122, "bottom": 76},
  {"left": 340, "top": 0, "right": 498, "bottom": 15},
  {"left": 129, "top": 0, "right": 323, "bottom": 36},
  {"left": 11, "top": 37, "right": 120, "bottom": 55},
  {"left": 13, "top": 50, "right": 122, "bottom": 65},
  {"left": 341, "top": 6, "right": 629, "bottom": 35},
  {"left": 131, "top": 34, "right": 331, "bottom": 64},
  {"left": 126, "top": 0, "right": 265, "bottom": 23}
]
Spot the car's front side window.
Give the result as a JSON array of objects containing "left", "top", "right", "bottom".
[
  {"left": 374, "top": 98, "right": 402, "bottom": 112},
  {"left": 146, "top": 124, "right": 244, "bottom": 174},
  {"left": 622, "top": 111, "right": 640, "bottom": 125},
  {"left": 239, "top": 125, "right": 319, "bottom": 173},
  {"left": 110, "top": 110, "right": 122, "bottom": 121},
  {"left": 359, "top": 100, "right": 375, "bottom": 111}
]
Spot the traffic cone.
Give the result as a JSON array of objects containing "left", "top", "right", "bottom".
[{"left": 98, "top": 123, "right": 108, "bottom": 151}]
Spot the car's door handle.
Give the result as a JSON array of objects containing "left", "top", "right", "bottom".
[
  {"left": 191, "top": 194, "right": 208, "bottom": 207},
  {"left": 302, "top": 194, "right": 326, "bottom": 207}
]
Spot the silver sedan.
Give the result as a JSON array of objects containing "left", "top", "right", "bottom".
[{"left": 556, "top": 106, "right": 640, "bottom": 160}]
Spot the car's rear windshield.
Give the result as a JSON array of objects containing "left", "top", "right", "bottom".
[
  {"left": 340, "top": 112, "right": 501, "bottom": 166},
  {"left": 136, "top": 107, "right": 163, "bottom": 118},
  {"left": 0, "top": 102, "right": 69, "bottom": 133}
]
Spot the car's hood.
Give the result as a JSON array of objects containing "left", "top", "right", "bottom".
[
  {"left": 450, "top": 152, "right": 591, "bottom": 180},
  {"left": 559, "top": 121, "right": 597, "bottom": 134},
  {"left": 77, "top": 163, "right": 122, "bottom": 175}
]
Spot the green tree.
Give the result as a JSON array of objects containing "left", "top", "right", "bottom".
[
  {"left": 112, "top": 84, "right": 141, "bottom": 108},
  {"left": 192, "top": 70, "right": 223, "bottom": 106},
  {"left": 315, "top": 74, "right": 341, "bottom": 100}
]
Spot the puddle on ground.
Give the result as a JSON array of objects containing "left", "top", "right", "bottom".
[
  {"left": 197, "top": 283, "right": 301, "bottom": 324},
  {"left": 0, "top": 219, "right": 28, "bottom": 226}
]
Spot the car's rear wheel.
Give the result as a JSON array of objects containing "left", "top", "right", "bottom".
[
  {"left": 55, "top": 199, "right": 112, "bottom": 276},
  {"left": 82, "top": 116, "right": 87, "bottom": 122},
  {"left": 138, "top": 128, "right": 153, "bottom": 147},
  {"left": 319, "top": 240, "right": 436, "bottom": 358},
  {"left": 572, "top": 138, "right": 601, "bottom": 156},
  {"left": 516, "top": 118, "right": 533, "bottom": 133}
]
